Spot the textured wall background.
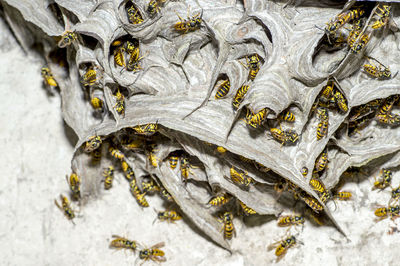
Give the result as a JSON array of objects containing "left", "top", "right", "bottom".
[{"left": 1, "top": 4, "right": 400, "bottom": 266}]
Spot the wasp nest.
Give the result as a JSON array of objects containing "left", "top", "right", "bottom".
[{"left": 3, "top": 0, "right": 400, "bottom": 259}]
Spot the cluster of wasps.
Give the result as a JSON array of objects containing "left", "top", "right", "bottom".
[
  {"left": 110, "top": 235, "right": 166, "bottom": 264},
  {"left": 207, "top": 189, "right": 257, "bottom": 240},
  {"left": 348, "top": 94, "right": 400, "bottom": 135},
  {"left": 323, "top": 3, "right": 395, "bottom": 56},
  {"left": 372, "top": 169, "right": 400, "bottom": 231},
  {"left": 214, "top": 54, "right": 301, "bottom": 146},
  {"left": 125, "top": 0, "right": 203, "bottom": 34}
]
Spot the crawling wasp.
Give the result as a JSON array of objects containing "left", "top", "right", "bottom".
[
  {"left": 208, "top": 193, "right": 231, "bottom": 207},
  {"left": 242, "top": 54, "right": 261, "bottom": 81},
  {"left": 109, "top": 146, "right": 125, "bottom": 160},
  {"left": 58, "top": 31, "right": 77, "bottom": 48},
  {"left": 370, "top": 4, "right": 391, "bottom": 29},
  {"left": 66, "top": 173, "right": 80, "bottom": 200},
  {"left": 374, "top": 205, "right": 400, "bottom": 221},
  {"left": 315, "top": 149, "right": 328, "bottom": 172},
  {"left": 126, "top": 46, "right": 147, "bottom": 72},
  {"left": 334, "top": 191, "right": 352, "bottom": 201},
  {"left": 84, "top": 135, "right": 102, "bottom": 153},
  {"left": 278, "top": 110, "right": 295, "bottom": 123},
  {"left": 130, "top": 180, "right": 149, "bottom": 207},
  {"left": 110, "top": 235, "right": 137, "bottom": 252},
  {"left": 218, "top": 212, "right": 235, "bottom": 240},
  {"left": 132, "top": 123, "right": 158, "bottom": 136},
  {"left": 156, "top": 210, "right": 181, "bottom": 223},
  {"left": 230, "top": 167, "right": 253, "bottom": 187},
  {"left": 121, "top": 160, "right": 135, "bottom": 181},
  {"left": 81, "top": 66, "right": 101, "bottom": 87},
  {"left": 239, "top": 200, "right": 257, "bottom": 215},
  {"left": 268, "top": 235, "right": 298, "bottom": 262},
  {"left": 373, "top": 169, "right": 392, "bottom": 190},
  {"left": 363, "top": 56, "right": 394, "bottom": 80},
  {"left": 316, "top": 108, "right": 329, "bottom": 140},
  {"left": 270, "top": 128, "right": 299, "bottom": 146},
  {"left": 41, "top": 67, "right": 58, "bottom": 87},
  {"left": 54, "top": 194, "right": 75, "bottom": 224},
  {"left": 174, "top": 9, "right": 202, "bottom": 34},
  {"left": 232, "top": 85, "right": 250, "bottom": 110},
  {"left": 147, "top": 0, "right": 167, "bottom": 16},
  {"left": 142, "top": 178, "right": 160, "bottom": 193},
  {"left": 103, "top": 166, "right": 115, "bottom": 190},
  {"left": 245, "top": 108, "right": 268, "bottom": 128},
  {"left": 138, "top": 242, "right": 166, "bottom": 263},
  {"left": 277, "top": 215, "right": 305, "bottom": 227},
  {"left": 113, "top": 89, "right": 125, "bottom": 116},
  {"left": 215, "top": 79, "right": 230, "bottom": 99}
]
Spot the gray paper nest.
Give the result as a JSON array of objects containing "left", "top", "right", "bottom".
[{"left": 3, "top": 0, "right": 400, "bottom": 251}]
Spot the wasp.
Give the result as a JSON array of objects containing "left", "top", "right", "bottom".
[
  {"left": 147, "top": 149, "right": 158, "bottom": 168},
  {"left": 218, "top": 212, "right": 235, "bottom": 240},
  {"left": 215, "top": 79, "right": 230, "bottom": 99},
  {"left": 378, "top": 95, "right": 398, "bottom": 116},
  {"left": 84, "top": 135, "right": 102, "bottom": 153},
  {"left": 242, "top": 54, "right": 261, "bottom": 81},
  {"left": 391, "top": 185, "right": 400, "bottom": 203},
  {"left": 142, "top": 178, "right": 160, "bottom": 194},
  {"left": 301, "top": 167, "right": 308, "bottom": 178},
  {"left": 239, "top": 200, "right": 257, "bottom": 215},
  {"left": 325, "top": 8, "right": 364, "bottom": 38},
  {"left": 130, "top": 180, "right": 149, "bottom": 207},
  {"left": 232, "top": 85, "right": 250, "bottom": 110},
  {"left": 333, "top": 91, "right": 348, "bottom": 113},
  {"left": 156, "top": 210, "right": 181, "bottom": 223},
  {"left": 90, "top": 90, "right": 104, "bottom": 112},
  {"left": 113, "top": 46, "right": 125, "bottom": 67},
  {"left": 121, "top": 160, "right": 135, "bottom": 181},
  {"left": 309, "top": 177, "right": 326, "bottom": 194},
  {"left": 316, "top": 108, "right": 329, "bottom": 140},
  {"left": 160, "top": 188, "right": 173, "bottom": 202},
  {"left": 66, "top": 173, "right": 80, "bottom": 200},
  {"left": 109, "top": 146, "right": 125, "bottom": 160},
  {"left": 126, "top": 46, "right": 147, "bottom": 72},
  {"left": 230, "top": 167, "right": 253, "bottom": 187},
  {"left": 127, "top": 5, "right": 144, "bottom": 24},
  {"left": 274, "top": 178, "right": 298, "bottom": 197},
  {"left": 334, "top": 191, "right": 352, "bottom": 201},
  {"left": 41, "top": 67, "right": 58, "bottom": 87},
  {"left": 315, "top": 149, "right": 328, "bottom": 172},
  {"left": 174, "top": 9, "right": 202, "bottom": 34},
  {"left": 91, "top": 148, "right": 102, "bottom": 164},
  {"left": 363, "top": 57, "right": 393, "bottom": 80},
  {"left": 373, "top": 169, "right": 392, "bottom": 190},
  {"left": 376, "top": 113, "right": 400, "bottom": 126},
  {"left": 374, "top": 205, "right": 400, "bottom": 221},
  {"left": 54, "top": 194, "right": 75, "bottom": 223},
  {"left": 245, "top": 108, "right": 268, "bottom": 128},
  {"left": 168, "top": 154, "right": 179, "bottom": 169},
  {"left": 268, "top": 235, "right": 298, "bottom": 262},
  {"left": 81, "top": 66, "right": 101, "bottom": 86},
  {"left": 270, "top": 128, "right": 299, "bottom": 146},
  {"left": 208, "top": 193, "right": 231, "bottom": 207},
  {"left": 350, "top": 33, "right": 370, "bottom": 54},
  {"left": 58, "top": 31, "right": 77, "bottom": 48},
  {"left": 277, "top": 215, "right": 305, "bottom": 227},
  {"left": 110, "top": 235, "right": 137, "bottom": 251},
  {"left": 138, "top": 242, "right": 166, "bottom": 263},
  {"left": 278, "top": 110, "right": 295, "bottom": 123},
  {"left": 132, "top": 123, "right": 158, "bottom": 136},
  {"left": 320, "top": 79, "right": 335, "bottom": 103},
  {"left": 147, "top": 0, "right": 167, "bottom": 15},
  {"left": 319, "top": 190, "right": 332, "bottom": 204},
  {"left": 370, "top": 4, "right": 391, "bottom": 29},
  {"left": 297, "top": 191, "right": 324, "bottom": 213},
  {"left": 103, "top": 166, "right": 114, "bottom": 190}
]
